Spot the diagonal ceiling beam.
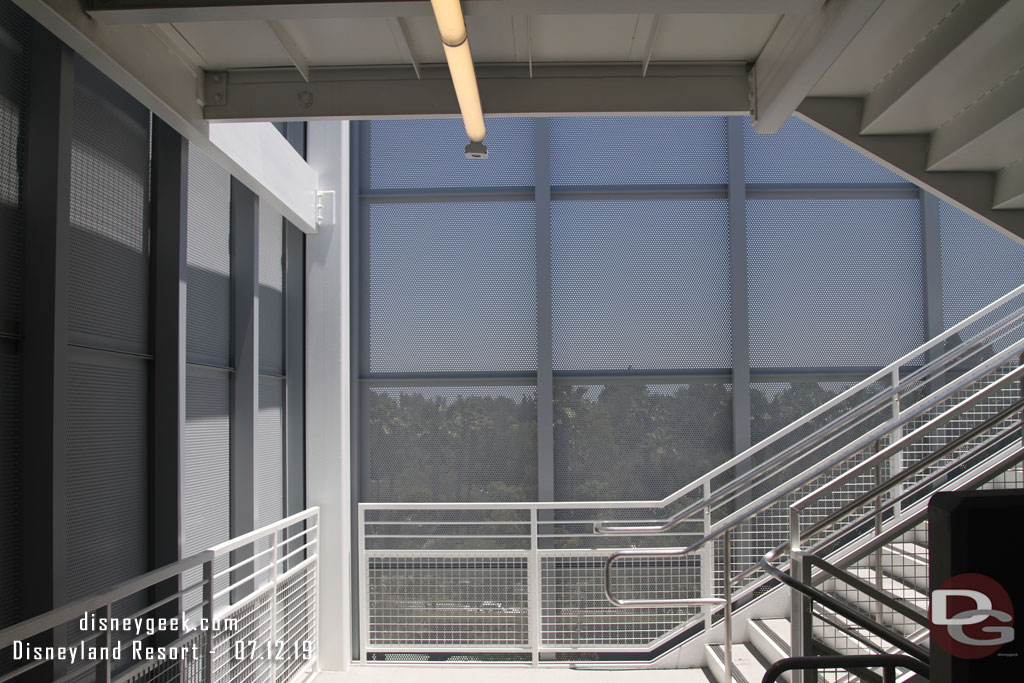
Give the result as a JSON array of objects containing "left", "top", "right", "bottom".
[
  {"left": 995, "top": 160, "right": 1024, "bottom": 210},
  {"left": 797, "top": 97, "right": 1024, "bottom": 243},
  {"left": 85, "top": 0, "right": 824, "bottom": 25},
  {"left": 751, "top": 0, "right": 882, "bottom": 134},
  {"left": 861, "top": 0, "right": 1014, "bottom": 135},
  {"left": 201, "top": 63, "right": 751, "bottom": 121}
]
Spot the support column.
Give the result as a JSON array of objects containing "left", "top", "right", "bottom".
[
  {"left": 149, "top": 117, "right": 188, "bottom": 634},
  {"left": 20, "top": 26, "right": 74, "bottom": 626},
  {"left": 728, "top": 117, "right": 752, "bottom": 457},
  {"left": 305, "top": 120, "right": 351, "bottom": 671},
  {"left": 285, "top": 225, "right": 306, "bottom": 516},
  {"left": 230, "top": 178, "right": 259, "bottom": 600},
  {"left": 536, "top": 119, "right": 555, "bottom": 504}
]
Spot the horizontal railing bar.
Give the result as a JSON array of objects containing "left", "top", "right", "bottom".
[
  {"left": 0, "top": 551, "right": 213, "bottom": 647},
  {"left": 365, "top": 646, "right": 533, "bottom": 653},
  {"left": 213, "top": 544, "right": 278, "bottom": 580},
  {"left": 276, "top": 541, "right": 318, "bottom": 567},
  {"left": 212, "top": 565, "right": 275, "bottom": 601},
  {"left": 119, "top": 586, "right": 205, "bottom": 622},
  {"left": 361, "top": 500, "right": 665, "bottom": 510},
  {"left": 207, "top": 507, "right": 318, "bottom": 556}
]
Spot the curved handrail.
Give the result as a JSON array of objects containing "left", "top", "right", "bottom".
[
  {"left": 601, "top": 354, "right": 1024, "bottom": 605},
  {"left": 594, "top": 281, "right": 1024, "bottom": 534},
  {"left": 761, "top": 655, "right": 930, "bottom": 683}
]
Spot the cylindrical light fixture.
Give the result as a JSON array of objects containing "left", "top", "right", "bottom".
[{"left": 430, "top": 0, "right": 487, "bottom": 151}]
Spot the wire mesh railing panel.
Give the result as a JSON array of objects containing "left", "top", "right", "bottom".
[
  {"left": 365, "top": 554, "right": 529, "bottom": 649},
  {"left": 211, "top": 590, "right": 274, "bottom": 683},
  {"left": 274, "top": 563, "right": 317, "bottom": 683},
  {"left": 542, "top": 554, "right": 703, "bottom": 649},
  {"left": 113, "top": 631, "right": 207, "bottom": 683}
]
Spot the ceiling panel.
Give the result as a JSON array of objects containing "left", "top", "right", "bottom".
[
  {"left": 654, "top": 14, "right": 780, "bottom": 62},
  {"left": 172, "top": 21, "right": 291, "bottom": 69},
  {"left": 529, "top": 14, "right": 642, "bottom": 62},
  {"left": 284, "top": 17, "right": 404, "bottom": 66}
]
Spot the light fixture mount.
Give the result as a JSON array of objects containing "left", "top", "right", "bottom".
[{"left": 465, "top": 141, "right": 488, "bottom": 159}]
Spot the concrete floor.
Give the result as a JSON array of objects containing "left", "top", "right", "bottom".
[{"left": 314, "top": 666, "right": 711, "bottom": 683}]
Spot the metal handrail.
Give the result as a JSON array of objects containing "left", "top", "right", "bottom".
[
  {"left": 602, "top": 350, "right": 1024, "bottom": 593},
  {"left": 759, "top": 555, "right": 929, "bottom": 664},
  {"left": 761, "top": 655, "right": 930, "bottom": 683},
  {"left": 594, "top": 280, "right": 1024, "bottom": 534}
]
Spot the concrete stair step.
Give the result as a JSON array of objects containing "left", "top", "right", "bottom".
[
  {"left": 820, "top": 567, "right": 927, "bottom": 636},
  {"left": 706, "top": 642, "right": 770, "bottom": 683},
  {"left": 878, "top": 543, "right": 929, "bottom": 592},
  {"left": 747, "top": 619, "right": 791, "bottom": 683}
]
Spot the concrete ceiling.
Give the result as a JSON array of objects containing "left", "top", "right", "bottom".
[{"left": 13, "top": 0, "right": 1024, "bottom": 238}]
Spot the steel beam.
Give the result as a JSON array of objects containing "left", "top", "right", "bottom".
[
  {"left": 994, "top": 159, "right": 1024, "bottom": 210},
  {"left": 861, "top": 0, "right": 1014, "bottom": 135},
  {"left": 797, "top": 97, "right": 1024, "bottom": 243},
  {"left": 85, "top": 0, "right": 823, "bottom": 25},
  {"left": 752, "top": 0, "right": 882, "bottom": 133},
  {"left": 201, "top": 63, "right": 751, "bottom": 121}
]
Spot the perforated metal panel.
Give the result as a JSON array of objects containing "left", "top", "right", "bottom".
[
  {"left": 744, "top": 117, "right": 906, "bottom": 184},
  {"left": 553, "top": 383, "right": 732, "bottom": 501},
  {"left": 940, "top": 202, "right": 1024, "bottom": 329},
  {"left": 183, "top": 369, "right": 231, "bottom": 555},
  {"left": 368, "top": 118, "right": 535, "bottom": 190},
  {"left": 68, "top": 61, "right": 150, "bottom": 353},
  {"left": 550, "top": 116, "right": 728, "bottom": 186},
  {"left": 256, "top": 376, "right": 284, "bottom": 529},
  {"left": 186, "top": 144, "right": 231, "bottom": 365},
  {"left": 0, "top": 348, "right": 18, "bottom": 628},
  {"left": 65, "top": 358, "right": 149, "bottom": 600},
  {"left": 0, "top": 0, "right": 29, "bottom": 338},
  {"left": 366, "top": 385, "right": 538, "bottom": 502},
  {"left": 551, "top": 199, "right": 731, "bottom": 371},
  {"left": 368, "top": 202, "right": 537, "bottom": 373},
  {"left": 748, "top": 199, "right": 924, "bottom": 368},
  {"left": 259, "top": 200, "right": 285, "bottom": 375}
]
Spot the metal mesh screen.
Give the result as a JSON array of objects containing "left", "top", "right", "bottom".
[
  {"left": 366, "top": 555, "right": 529, "bottom": 648},
  {"left": 366, "top": 385, "right": 538, "bottom": 502},
  {"left": 549, "top": 116, "right": 727, "bottom": 185},
  {"left": 0, "top": 0, "right": 29, "bottom": 338},
  {"left": 65, "top": 357, "right": 149, "bottom": 600},
  {"left": 259, "top": 200, "right": 285, "bottom": 375},
  {"left": 368, "top": 118, "right": 535, "bottom": 190},
  {"left": 368, "top": 201, "right": 537, "bottom": 373},
  {"left": 256, "top": 376, "right": 285, "bottom": 530},
  {"left": 743, "top": 116, "right": 906, "bottom": 184},
  {"left": 940, "top": 201, "right": 1024, "bottom": 329},
  {"left": 554, "top": 383, "right": 733, "bottom": 501},
  {"left": 68, "top": 60, "right": 151, "bottom": 354},
  {"left": 186, "top": 144, "right": 231, "bottom": 366},
  {"left": 748, "top": 199, "right": 924, "bottom": 368},
  {"left": 0, "top": 348, "right": 19, "bottom": 628},
  {"left": 551, "top": 199, "right": 731, "bottom": 371}
]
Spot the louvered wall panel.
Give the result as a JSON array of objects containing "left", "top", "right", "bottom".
[
  {"left": 183, "top": 370, "right": 231, "bottom": 555},
  {"left": 0, "top": 349, "right": 19, "bottom": 628},
  {"left": 256, "top": 377, "right": 284, "bottom": 529},
  {"left": 65, "top": 358, "right": 149, "bottom": 601},
  {"left": 186, "top": 144, "right": 231, "bottom": 365},
  {"left": 0, "top": 0, "right": 29, "bottom": 630},
  {"left": 258, "top": 200, "right": 284, "bottom": 375},
  {"left": 67, "top": 60, "right": 150, "bottom": 353},
  {"left": 0, "top": 0, "right": 29, "bottom": 339}
]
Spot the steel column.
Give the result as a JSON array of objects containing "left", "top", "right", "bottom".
[
  {"left": 20, "top": 26, "right": 74, "bottom": 632},
  {"left": 728, "top": 116, "right": 751, "bottom": 458},
  {"left": 229, "top": 177, "right": 259, "bottom": 601},
  {"left": 536, "top": 119, "right": 555, "bottom": 504},
  {"left": 285, "top": 223, "right": 306, "bottom": 517}
]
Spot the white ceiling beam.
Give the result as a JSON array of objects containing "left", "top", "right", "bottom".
[
  {"left": 995, "top": 160, "right": 1024, "bottom": 210},
  {"left": 752, "top": 0, "right": 882, "bottom": 133},
  {"left": 386, "top": 16, "right": 420, "bottom": 80},
  {"left": 267, "top": 19, "right": 310, "bottom": 81},
  {"left": 860, "top": 0, "right": 1012, "bottom": 135},
  {"left": 12, "top": 0, "right": 320, "bottom": 232},
  {"left": 797, "top": 97, "right": 1024, "bottom": 243},
  {"left": 641, "top": 15, "right": 662, "bottom": 78},
  {"left": 86, "top": 0, "right": 823, "bottom": 25},
  {"left": 201, "top": 63, "right": 751, "bottom": 121},
  {"left": 928, "top": 67, "right": 1024, "bottom": 171}
]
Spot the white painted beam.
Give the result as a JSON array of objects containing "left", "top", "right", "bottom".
[
  {"left": 386, "top": 15, "right": 420, "bottom": 80},
  {"left": 752, "top": 0, "right": 882, "bottom": 133},
  {"left": 13, "top": 0, "right": 319, "bottom": 232},
  {"left": 202, "top": 63, "right": 751, "bottom": 121},
  {"left": 860, "top": 0, "right": 1013, "bottom": 134},
  {"left": 928, "top": 67, "right": 1024, "bottom": 171},
  {"left": 797, "top": 97, "right": 1024, "bottom": 243},
  {"left": 995, "top": 160, "right": 1024, "bottom": 209},
  {"left": 267, "top": 18, "right": 311, "bottom": 81},
  {"left": 86, "top": 0, "right": 824, "bottom": 25}
]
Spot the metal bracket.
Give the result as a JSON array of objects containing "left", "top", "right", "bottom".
[
  {"left": 204, "top": 70, "right": 228, "bottom": 107},
  {"left": 316, "top": 190, "right": 336, "bottom": 228}
]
